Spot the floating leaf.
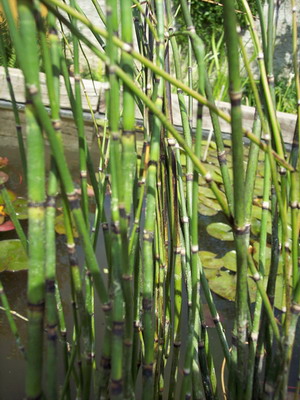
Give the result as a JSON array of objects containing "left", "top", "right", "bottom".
[
  {"left": 204, "top": 268, "right": 257, "bottom": 302},
  {"left": 199, "top": 195, "right": 222, "bottom": 211},
  {"left": 0, "top": 189, "right": 17, "bottom": 204},
  {"left": 0, "top": 239, "right": 28, "bottom": 272},
  {"left": 199, "top": 186, "right": 217, "bottom": 199},
  {"left": 198, "top": 203, "right": 218, "bottom": 216},
  {"left": 252, "top": 242, "right": 283, "bottom": 275},
  {"left": 0, "top": 220, "right": 15, "bottom": 232},
  {"left": 199, "top": 251, "right": 223, "bottom": 269},
  {"left": 55, "top": 213, "right": 79, "bottom": 238},
  {"left": 5, "top": 197, "right": 28, "bottom": 220},
  {"left": 251, "top": 217, "right": 272, "bottom": 236},
  {"left": 222, "top": 250, "right": 237, "bottom": 272},
  {"left": 207, "top": 222, "right": 234, "bottom": 241}
]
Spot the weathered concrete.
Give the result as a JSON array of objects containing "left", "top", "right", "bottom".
[{"left": 0, "top": 67, "right": 296, "bottom": 148}]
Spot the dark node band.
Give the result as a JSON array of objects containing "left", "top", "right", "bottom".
[
  {"left": 122, "top": 274, "right": 133, "bottom": 281},
  {"left": 218, "top": 151, "right": 227, "bottom": 165},
  {"left": 68, "top": 252, "right": 78, "bottom": 267},
  {"left": 102, "top": 222, "right": 109, "bottom": 231},
  {"left": 102, "top": 302, "right": 112, "bottom": 313},
  {"left": 234, "top": 224, "right": 250, "bottom": 235},
  {"left": 291, "top": 303, "right": 300, "bottom": 315},
  {"left": 67, "top": 193, "right": 80, "bottom": 210},
  {"left": 142, "top": 298, "right": 152, "bottom": 311},
  {"left": 101, "top": 355, "right": 111, "bottom": 369},
  {"left": 198, "top": 340, "right": 205, "bottom": 349},
  {"left": 28, "top": 201, "right": 45, "bottom": 208},
  {"left": 28, "top": 301, "right": 45, "bottom": 312},
  {"left": 112, "top": 321, "right": 124, "bottom": 336},
  {"left": 46, "top": 279, "right": 55, "bottom": 293},
  {"left": 148, "top": 159, "right": 158, "bottom": 168},
  {"left": 173, "top": 341, "right": 181, "bottom": 348},
  {"left": 142, "top": 363, "right": 153, "bottom": 377},
  {"left": 47, "top": 326, "right": 58, "bottom": 342},
  {"left": 111, "top": 222, "right": 120, "bottom": 235},
  {"left": 186, "top": 173, "right": 193, "bottom": 182},
  {"left": 122, "top": 129, "right": 134, "bottom": 136},
  {"left": 46, "top": 195, "right": 56, "bottom": 208}
]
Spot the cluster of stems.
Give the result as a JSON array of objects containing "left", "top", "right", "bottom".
[{"left": 0, "top": 0, "right": 299, "bottom": 399}]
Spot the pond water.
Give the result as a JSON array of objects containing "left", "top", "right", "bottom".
[{"left": 0, "top": 142, "right": 298, "bottom": 399}]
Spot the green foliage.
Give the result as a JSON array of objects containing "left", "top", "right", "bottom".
[
  {"left": 174, "top": 0, "right": 258, "bottom": 52},
  {"left": 274, "top": 75, "right": 297, "bottom": 114},
  {"left": 0, "top": 18, "right": 18, "bottom": 67}
]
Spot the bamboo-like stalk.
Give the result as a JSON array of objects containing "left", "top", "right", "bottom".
[
  {"left": 245, "top": 154, "right": 271, "bottom": 400},
  {"left": 223, "top": 0, "right": 249, "bottom": 396},
  {"left": 34, "top": 8, "right": 62, "bottom": 398},
  {"left": 1, "top": 2, "right": 299, "bottom": 399},
  {"left": 119, "top": 1, "right": 136, "bottom": 397},
  {"left": 141, "top": 1, "right": 165, "bottom": 397},
  {"left": 290, "top": 0, "right": 300, "bottom": 289},
  {"left": 106, "top": 1, "right": 125, "bottom": 398},
  {"left": 6, "top": 2, "right": 47, "bottom": 398}
]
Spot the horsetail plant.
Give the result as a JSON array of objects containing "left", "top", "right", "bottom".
[{"left": 0, "top": 0, "right": 299, "bottom": 400}]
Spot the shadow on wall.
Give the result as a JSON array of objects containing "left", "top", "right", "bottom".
[{"left": 274, "top": 24, "right": 300, "bottom": 78}]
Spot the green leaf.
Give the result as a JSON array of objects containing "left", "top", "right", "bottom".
[
  {"left": 0, "top": 239, "right": 28, "bottom": 272},
  {"left": 55, "top": 213, "right": 79, "bottom": 238},
  {"left": 206, "top": 222, "right": 234, "bottom": 241},
  {"left": 199, "top": 195, "right": 222, "bottom": 211},
  {"left": 198, "top": 203, "right": 218, "bottom": 216},
  {"left": 4, "top": 197, "right": 28, "bottom": 220},
  {"left": 0, "top": 189, "right": 17, "bottom": 204},
  {"left": 204, "top": 268, "right": 257, "bottom": 302},
  {"left": 199, "top": 251, "right": 223, "bottom": 269},
  {"left": 222, "top": 250, "right": 237, "bottom": 272}
]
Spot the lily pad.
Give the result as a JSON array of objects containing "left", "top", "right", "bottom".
[
  {"left": 199, "top": 251, "right": 224, "bottom": 269},
  {"left": 0, "top": 189, "right": 17, "bottom": 204},
  {"left": 251, "top": 217, "right": 272, "bottom": 236},
  {"left": 204, "top": 268, "right": 257, "bottom": 302},
  {"left": 55, "top": 213, "right": 79, "bottom": 238},
  {"left": 4, "top": 197, "right": 28, "bottom": 220},
  {"left": 222, "top": 250, "right": 237, "bottom": 272},
  {"left": 199, "top": 195, "right": 222, "bottom": 211},
  {"left": 207, "top": 222, "right": 234, "bottom": 241},
  {"left": 198, "top": 203, "right": 218, "bottom": 217},
  {"left": 199, "top": 186, "right": 217, "bottom": 199},
  {"left": 0, "top": 239, "right": 28, "bottom": 272}
]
